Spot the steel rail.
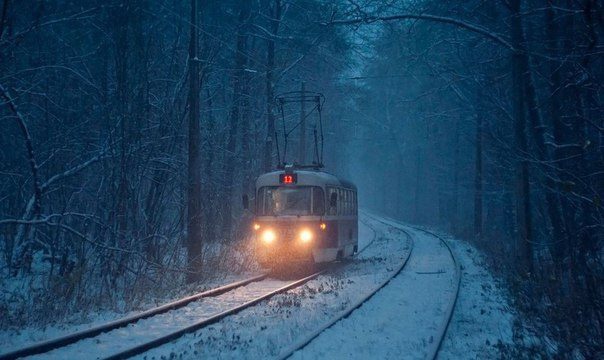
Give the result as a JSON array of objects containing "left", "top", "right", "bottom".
[
  {"left": 104, "top": 217, "right": 375, "bottom": 359},
  {"left": 0, "top": 273, "right": 267, "bottom": 360},
  {"left": 365, "top": 212, "right": 462, "bottom": 360},
  {"left": 409, "top": 226, "right": 461, "bottom": 360},
  {"left": 276, "top": 214, "right": 415, "bottom": 360},
  {"left": 103, "top": 268, "right": 329, "bottom": 360},
  {"left": 3, "top": 217, "right": 377, "bottom": 360}
]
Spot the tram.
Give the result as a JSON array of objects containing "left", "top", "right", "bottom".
[
  {"left": 245, "top": 165, "right": 358, "bottom": 267},
  {"left": 243, "top": 91, "right": 357, "bottom": 267}
]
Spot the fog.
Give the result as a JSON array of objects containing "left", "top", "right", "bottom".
[{"left": 1, "top": 0, "right": 602, "bottom": 357}]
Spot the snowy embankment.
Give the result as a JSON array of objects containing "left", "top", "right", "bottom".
[
  {"left": 0, "top": 272, "right": 261, "bottom": 355},
  {"left": 0, "top": 214, "right": 519, "bottom": 359},
  {"left": 438, "top": 235, "right": 516, "bottom": 358}
]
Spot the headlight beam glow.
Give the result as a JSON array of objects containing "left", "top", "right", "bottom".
[
  {"left": 261, "top": 229, "right": 276, "bottom": 244},
  {"left": 299, "top": 228, "right": 313, "bottom": 243}
]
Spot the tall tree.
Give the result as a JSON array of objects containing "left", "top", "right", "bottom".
[
  {"left": 509, "top": 0, "right": 533, "bottom": 274},
  {"left": 222, "top": 0, "right": 252, "bottom": 237},
  {"left": 474, "top": 112, "right": 483, "bottom": 242},
  {"left": 263, "top": 0, "right": 282, "bottom": 172},
  {"left": 186, "top": 0, "right": 203, "bottom": 282}
]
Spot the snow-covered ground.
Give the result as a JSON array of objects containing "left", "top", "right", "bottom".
[
  {"left": 0, "top": 272, "right": 262, "bottom": 355},
  {"left": 286, "top": 218, "right": 516, "bottom": 359},
  {"left": 438, "top": 234, "right": 515, "bottom": 358},
  {"left": 1, "top": 213, "right": 519, "bottom": 359},
  {"left": 135, "top": 216, "right": 411, "bottom": 359},
  {"left": 288, "top": 221, "right": 458, "bottom": 359}
]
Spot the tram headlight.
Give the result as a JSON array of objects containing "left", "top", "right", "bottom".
[
  {"left": 299, "top": 228, "right": 313, "bottom": 243},
  {"left": 261, "top": 229, "right": 276, "bottom": 244},
  {"left": 253, "top": 223, "right": 261, "bottom": 231}
]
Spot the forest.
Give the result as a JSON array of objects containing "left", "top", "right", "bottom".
[{"left": 0, "top": 0, "right": 602, "bottom": 357}]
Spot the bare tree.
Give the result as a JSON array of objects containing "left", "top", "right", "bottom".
[{"left": 186, "top": 0, "right": 203, "bottom": 282}]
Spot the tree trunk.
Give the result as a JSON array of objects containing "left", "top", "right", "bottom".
[
  {"left": 414, "top": 147, "right": 422, "bottom": 223},
  {"left": 452, "top": 115, "right": 460, "bottom": 236},
  {"left": 203, "top": 88, "right": 217, "bottom": 245},
  {"left": 474, "top": 113, "right": 483, "bottom": 242},
  {"left": 222, "top": 1, "right": 251, "bottom": 238},
  {"left": 263, "top": 0, "right": 282, "bottom": 172},
  {"left": 510, "top": 0, "right": 533, "bottom": 274},
  {"left": 186, "top": 0, "right": 203, "bottom": 283}
]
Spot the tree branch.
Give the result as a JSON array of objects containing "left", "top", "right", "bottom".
[
  {"left": 0, "top": 83, "right": 42, "bottom": 215},
  {"left": 325, "top": 13, "right": 516, "bottom": 52}
]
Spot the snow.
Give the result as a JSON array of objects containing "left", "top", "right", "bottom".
[
  {"left": 0, "top": 272, "right": 261, "bottom": 355},
  {"left": 135, "top": 216, "right": 411, "bottom": 359},
  {"left": 438, "top": 235, "right": 515, "bottom": 358},
  {"left": 288, "top": 224, "right": 457, "bottom": 359},
  {"left": 1, "top": 214, "right": 518, "bottom": 359},
  {"left": 31, "top": 280, "right": 294, "bottom": 359}
]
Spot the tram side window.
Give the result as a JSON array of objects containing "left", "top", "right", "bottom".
[
  {"left": 344, "top": 190, "right": 349, "bottom": 215},
  {"left": 327, "top": 187, "right": 338, "bottom": 215},
  {"left": 256, "top": 189, "right": 263, "bottom": 214},
  {"left": 312, "top": 187, "right": 325, "bottom": 215}
]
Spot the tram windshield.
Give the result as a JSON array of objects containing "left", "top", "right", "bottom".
[{"left": 257, "top": 186, "right": 324, "bottom": 216}]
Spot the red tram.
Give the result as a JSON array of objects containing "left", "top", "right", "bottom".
[{"left": 247, "top": 166, "right": 358, "bottom": 267}]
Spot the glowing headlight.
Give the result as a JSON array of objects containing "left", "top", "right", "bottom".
[
  {"left": 253, "top": 223, "right": 261, "bottom": 231},
  {"left": 299, "top": 228, "right": 313, "bottom": 243},
  {"left": 261, "top": 229, "right": 276, "bottom": 244}
]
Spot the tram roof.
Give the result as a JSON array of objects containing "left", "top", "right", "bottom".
[{"left": 256, "top": 169, "right": 357, "bottom": 190}]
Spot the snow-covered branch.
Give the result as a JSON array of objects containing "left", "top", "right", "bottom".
[
  {"left": 0, "top": 7, "right": 103, "bottom": 47},
  {"left": 41, "top": 149, "right": 109, "bottom": 193},
  {"left": 325, "top": 13, "right": 515, "bottom": 52},
  {"left": 0, "top": 83, "right": 42, "bottom": 215}
]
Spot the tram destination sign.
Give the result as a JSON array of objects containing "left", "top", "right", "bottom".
[{"left": 279, "top": 173, "right": 298, "bottom": 184}]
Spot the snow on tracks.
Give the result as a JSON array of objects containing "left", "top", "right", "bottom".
[
  {"left": 137, "top": 215, "right": 411, "bottom": 359},
  {"left": 286, "top": 213, "right": 460, "bottom": 360},
  {"left": 0, "top": 275, "right": 267, "bottom": 360}
]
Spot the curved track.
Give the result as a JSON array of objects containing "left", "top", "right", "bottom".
[
  {"left": 410, "top": 226, "right": 461, "bottom": 360},
  {"left": 278, "top": 212, "right": 460, "bottom": 360},
  {"left": 2, "top": 215, "right": 455, "bottom": 360},
  {"left": 363, "top": 213, "right": 461, "bottom": 360},
  {"left": 276, "top": 217, "right": 414, "bottom": 359}
]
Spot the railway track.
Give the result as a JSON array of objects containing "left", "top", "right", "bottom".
[
  {"left": 107, "top": 223, "right": 381, "bottom": 360},
  {"left": 408, "top": 224, "right": 461, "bottom": 360},
  {"left": 276, "top": 215, "right": 414, "bottom": 359},
  {"left": 1, "top": 219, "right": 379, "bottom": 360},
  {"left": 0, "top": 274, "right": 268, "bottom": 360},
  {"left": 0, "top": 270, "right": 331, "bottom": 360},
  {"left": 277, "top": 212, "right": 461, "bottom": 360},
  {"left": 361, "top": 213, "right": 461, "bottom": 360},
  {"left": 2, "top": 216, "right": 443, "bottom": 360}
]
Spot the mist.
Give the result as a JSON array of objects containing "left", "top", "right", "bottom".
[{"left": 1, "top": 0, "right": 602, "bottom": 358}]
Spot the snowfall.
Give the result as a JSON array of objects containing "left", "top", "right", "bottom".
[{"left": 0, "top": 213, "right": 519, "bottom": 359}]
